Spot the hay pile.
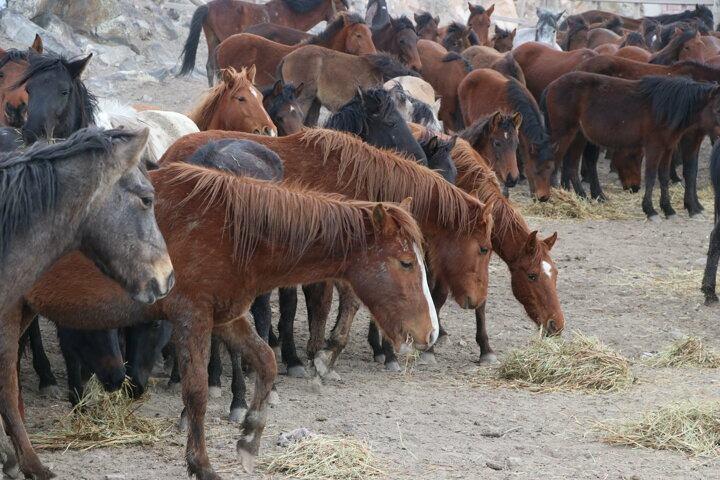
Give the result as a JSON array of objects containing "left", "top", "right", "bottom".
[
  {"left": 515, "top": 188, "right": 635, "bottom": 220},
  {"left": 31, "top": 377, "right": 171, "bottom": 451},
  {"left": 648, "top": 337, "right": 720, "bottom": 368},
  {"left": 497, "top": 332, "right": 634, "bottom": 392},
  {"left": 600, "top": 401, "right": 720, "bottom": 456},
  {"left": 259, "top": 434, "right": 386, "bottom": 480}
]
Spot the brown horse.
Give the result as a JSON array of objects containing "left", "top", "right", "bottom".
[
  {"left": 215, "top": 13, "right": 376, "bottom": 86},
  {"left": 243, "top": 23, "right": 312, "bottom": 45},
  {"left": 492, "top": 25, "right": 516, "bottom": 52},
  {"left": 179, "top": 0, "right": 348, "bottom": 85},
  {"left": 279, "top": 46, "right": 417, "bottom": 123},
  {"left": 0, "top": 35, "right": 43, "bottom": 127},
  {"left": 187, "top": 66, "right": 276, "bottom": 135},
  {"left": 615, "top": 45, "right": 652, "bottom": 62},
  {"left": 458, "top": 68, "right": 555, "bottom": 200},
  {"left": 512, "top": 42, "right": 597, "bottom": 99},
  {"left": 371, "top": 16, "right": 422, "bottom": 71},
  {"left": 467, "top": 3, "right": 495, "bottom": 46},
  {"left": 160, "top": 129, "right": 495, "bottom": 372},
  {"left": 648, "top": 28, "right": 705, "bottom": 64},
  {"left": 541, "top": 72, "right": 720, "bottom": 218},
  {"left": 561, "top": 10, "right": 641, "bottom": 31},
  {"left": 461, "top": 45, "right": 526, "bottom": 83},
  {"left": 27, "top": 163, "right": 437, "bottom": 480},
  {"left": 442, "top": 22, "right": 477, "bottom": 53},
  {"left": 414, "top": 11, "right": 440, "bottom": 42}
]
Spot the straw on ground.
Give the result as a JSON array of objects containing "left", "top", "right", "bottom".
[
  {"left": 497, "top": 332, "right": 634, "bottom": 392},
  {"left": 647, "top": 337, "right": 720, "bottom": 368},
  {"left": 599, "top": 401, "right": 720, "bottom": 456}
]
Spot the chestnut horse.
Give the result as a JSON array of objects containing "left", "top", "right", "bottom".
[
  {"left": 414, "top": 11, "right": 440, "bottom": 41},
  {"left": 466, "top": 3, "right": 495, "bottom": 46},
  {"left": 541, "top": 72, "right": 720, "bottom": 219},
  {"left": 648, "top": 28, "right": 705, "bottom": 64},
  {"left": 242, "top": 23, "right": 312, "bottom": 45},
  {"left": 0, "top": 35, "right": 43, "bottom": 127},
  {"left": 492, "top": 25, "right": 516, "bottom": 52},
  {"left": 371, "top": 16, "right": 422, "bottom": 71},
  {"left": 179, "top": 0, "right": 348, "bottom": 85},
  {"left": 215, "top": 13, "right": 376, "bottom": 86},
  {"left": 442, "top": 22, "right": 478, "bottom": 53},
  {"left": 26, "top": 162, "right": 437, "bottom": 480},
  {"left": 159, "top": 129, "right": 494, "bottom": 376},
  {"left": 459, "top": 68, "right": 555, "bottom": 201},
  {"left": 187, "top": 66, "right": 276, "bottom": 135},
  {"left": 0, "top": 128, "right": 174, "bottom": 480}
]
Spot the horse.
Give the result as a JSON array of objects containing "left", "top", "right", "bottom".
[
  {"left": 442, "top": 22, "right": 478, "bottom": 53},
  {"left": 187, "top": 66, "right": 276, "bottom": 135},
  {"left": 371, "top": 16, "right": 422, "bottom": 71},
  {"left": 159, "top": 129, "right": 493, "bottom": 378},
  {"left": 279, "top": 46, "right": 418, "bottom": 124},
  {"left": 512, "top": 42, "right": 597, "bottom": 100},
  {"left": 384, "top": 81, "right": 442, "bottom": 132},
  {"left": 701, "top": 142, "right": 720, "bottom": 305},
  {"left": 541, "top": 73, "right": 720, "bottom": 219},
  {"left": 461, "top": 46, "right": 526, "bottom": 83},
  {"left": 0, "top": 35, "right": 43, "bottom": 128},
  {"left": 513, "top": 8, "right": 565, "bottom": 50},
  {"left": 560, "top": 10, "right": 641, "bottom": 31},
  {"left": 648, "top": 28, "right": 705, "bottom": 64},
  {"left": 242, "top": 23, "right": 312, "bottom": 45},
  {"left": 418, "top": 131, "right": 458, "bottom": 183},
  {"left": 459, "top": 111, "right": 520, "bottom": 195},
  {"left": 365, "top": 0, "right": 390, "bottom": 30},
  {"left": 492, "top": 25, "right": 516, "bottom": 52},
  {"left": 458, "top": 68, "right": 554, "bottom": 201},
  {"left": 262, "top": 80, "right": 305, "bottom": 135},
  {"left": 215, "top": 13, "right": 376, "bottom": 86},
  {"left": 414, "top": 11, "right": 440, "bottom": 41},
  {"left": 178, "top": 0, "right": 348, "bottom": 86},
  {"left": 643, "top": 4, "right": 714, "bottom": 32},
  {"left": 383, "top": 75, "right": 436, "bottom": 105},
  {"left": 0, "top": 127, "right": 173, "bottom": 480},
  {"left": 466, "top": 3, "right": 495, "bottom": 46}
]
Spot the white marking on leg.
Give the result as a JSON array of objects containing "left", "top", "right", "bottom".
[
  {"left": 414, "top": 244, "right": 439, "bottom": 342},
  {"left": 542, "top": 260, "right": 553, "bottom": 278}
]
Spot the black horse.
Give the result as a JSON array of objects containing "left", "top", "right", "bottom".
[
  {"left": 262, "top": 80, "right": 305, "bottom": 136},
  {"left": 702, "top": 142, "right": 720, "bottom": 304}
]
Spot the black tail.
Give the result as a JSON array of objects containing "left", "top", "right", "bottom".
[
  {"left": 710, "top": 141, "right": 720, "bottom": 223},
  {"left": 178, "top": 4, "right": 209, "bottom": 77}
]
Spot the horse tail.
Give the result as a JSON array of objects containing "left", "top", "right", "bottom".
[
  {"left": 711, "top": 141, "right": 720, "bottom": 224},
  {"left": 178, "top": 4, "right": 209, "bottom": 77},
  {"left": 509, "top": 79, "right": 553, "bottom": 165}
]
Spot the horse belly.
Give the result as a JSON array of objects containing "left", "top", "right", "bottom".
[{"left": 580, "top": 115, "right": 642, "bottom": 149}]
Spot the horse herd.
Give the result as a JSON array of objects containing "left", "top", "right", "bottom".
[{"left": 1, "top": 0, "right": 720, "bottom": 478}]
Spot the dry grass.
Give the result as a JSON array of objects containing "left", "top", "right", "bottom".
[
  {"left": 258, "top": 434, "right": 386, "bottom": 480},
  {"left": 31, "top": 376, "right": 172, "bottom": 451},
  {"left": 497, "top": 332, "right": 634, "bottom": 392},
  {"left": 647, "top": 337, "right": 720, "bottom": 368},
  {"left": 599, "top": 401, "right": 720, "bottom": 456},
  {"left": 612, "top": 267, "right": 704, "bottom": 298}
]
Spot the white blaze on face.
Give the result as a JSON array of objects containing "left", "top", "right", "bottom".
[
  {"left": 542, "top": 260, "right": 553, "bottom": 279},
  {"left": 413, "top": 244, "right": 439, "bottom": 344},
  {"left": 250, "top": 87, "right": 259, "bottom": 99}
]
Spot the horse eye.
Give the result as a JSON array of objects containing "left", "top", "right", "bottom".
[
  {"left": 60, "top": 90, "right": 69, "bottom": 96},
  {"left": 399, "top": 259, "right": 414, "bottom": 270},
  {"left": 237, "top": 96, "right": 246, "bottom": 102},
  {"left": 528, "top": 273, "right": 538, "bottom": 281},
  {"left": 140, "top": 196, "right": 153, "bottom": 208},
  {"left": 0, "top": 72, "right": 4, "bottom": 78},
  {"left": 480, "top": 247, "right": 489, "bottom": 254}
]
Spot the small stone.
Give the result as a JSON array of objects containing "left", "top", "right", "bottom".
[
  {"left": 105, "top": 475, "right": 126, "bottom": 480},
  {"left": 486, "top": 461, "right": 504, "bottom": 471},
  {"left": 505, "top": 456, "right": 522, "bottom": 469}
]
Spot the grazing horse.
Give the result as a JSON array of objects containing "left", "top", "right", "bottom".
[
  {"left": 178, "top": 0, "right": 348, "bottom": 86},
  {"left": 415, "top": 11, "right": 440, "bottom": 41},
  {"left": 701, "top": 142, "right": 720, "bottom": 304},
  {"left": 458, "top": 68, "right": 554, "bottom": 200},
  {"left": 492, "top": 25, "right": 516, "bottom": 52},
  {"left": 442, "top": 22, "right": 478, "bottom": 53},
  {"left": 187, "top": 66, "right": 276, "bottom": 135},
  {"left": 0, "top": 128, "right": 173, "bottom": 480},
  {"left": 279, "top": 46, "right": 418, "bottom": 124},
  {"left": 648, "top": 28, "right": 705, "bottom": 64},
  {"left": 371, "top": 16, "right": 422, "bottom": 71},
  {"left": 459, "top": 111, "right": 520, "bottom": 195},
  {"left": 160, "top": 129, "right": 493, "bottom": 377},
  {"left": 542, "top": 73, "right": 720, "bottom": 219},
  {"left": 512, "top": 42, "right": 597, "bottom": 99},
  {"left": 262, "top": 80, "right": 305, "bottom": 135},
  {"left": 215, "top": 13, "right": 376, "bottom": 86},
  {"left": 0, "top": 35, "right": 43, "bottom": 127},
  {"left": 242, "top": 23, "right": 312, "bottom": 45},
  {"left": 513, "top": 8, "right": 565, "bottom": 50},
  {"left": 466, "top": 3, "right": 495, "bottom": 46}
]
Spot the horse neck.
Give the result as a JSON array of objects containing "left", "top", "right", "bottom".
[
  {"left": 674, "top": 62, "right": 719, "bottom": 82},
  {"left": 372, "top": 23, "right": 393, "bottom": 50},
  {"left": 324, "top": 28, "right": 349, "bottom": 50},
  {"left": 490, "top": 208, "right": 530, "bottom": 264},
  {"left": 266, "top": 0, "right": 330, "bottom": 30},
  {"left": 59, "top": 88, "right": 90, "bottom": 138}
]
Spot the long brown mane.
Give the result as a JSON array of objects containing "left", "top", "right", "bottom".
[
  {"left": 302, "top": 12, "right": 365, "bottom": 45},
  {"left": 158, "top": 162, "right": 423, "bottom": 264},
  {"left": 299, "top": 128, "right": 485, "bottom": 232},
  {"left": 188, "top": 67, "right": 255, "bottom": 130}
]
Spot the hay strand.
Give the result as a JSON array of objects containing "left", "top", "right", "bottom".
[
  {"left": 497, "top": 332, "right": 634, "bottom": 392},
  {"left": 647, "top": 337, "right": 720, "bottom": 368},
  {"left": 31, "top": 376, "right": 172, "bottom": 451},
  {"left": 599, "top": 401, "right": 720, "bottom": 456}
]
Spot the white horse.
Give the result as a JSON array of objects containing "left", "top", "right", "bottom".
[
  {"left": 513, "top": 8, "right": 564, "bottom": 51},
  {"left": 383, "top": 80, "right": 443, "bottom": 133}
]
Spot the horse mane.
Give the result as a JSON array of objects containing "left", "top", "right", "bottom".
[
  {"left": 505, "top": 79, "right": 553, "bottom": 165},
  {"left": 492, "top": 53, "right": 525, "bottom": 83},
  {"left": 409, "top": 98, "right": 436, "bottom": 127},
  {"left": 303, "top": 12, "right": 366, "bottom": 45},
  {"left": 562, "top": 17, "right": 588, "bottom": 50},
  {"left": 649, "top": 28, "right": 698, "bottom": 65},
  {"left": 0, "top": 49, "right": 29, "bottom": 70},
  {"left": 441, "top": 52, "right": 472, "bottom": 73},
  {"left": 281, "top": 0, "right": 347, "bottom": 14},
  {"left": 646, "top": 4, "right": 713, "bottom": 30},
  {"left": 363, "top": 53, "right": 420, "bottom": 80},
  {"left": 15, "top": 53, "right": 97, "bottom": 127},
  {"left": 299, "top": 128, "right": 484, "bottom": 231},
  {"left": 446, "top": 21, "right": 468, "bottom": 37},
  {"left": 188, "top": 67, "right": 254, "bottom": 130},
  {"left": 458, "top": 113, "right": 496, "bottom": 145},
  {"left": 0, "top": 127, "right": 136, "bottom": 259},
  {"left": 325, "top": 87, "right": 397, "bottom": 137},
  {"left": 620, "top": 31, "right": 646, "bottom": 48},
  {"left": 414, "top": 11, "right": 436, "bottom": 30},
  {"left": 601, "top": 16, "right": 623, "bottom": 33},
  {"left": 389, "top": 16, "right": 416, "bottom": 33},
  {"left": 160, "top": 161, "right": 423, "bottom": 264},
  {"left": 638, "top": 75, "right": 717, "bottom": 130}
]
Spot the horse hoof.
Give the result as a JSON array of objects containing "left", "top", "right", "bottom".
[
  {"left": 287, "top": 365, "right": 307, "bottom": 378},
  {"left": 665, "top": 213, "right": 677, "bottom": 221},
  {"left": 418, "top": 352, "right": 437, "bottom": 365},
  {"left": 268, "top": 390, "right": 281, "bottom": 406},
  {"left": 690, "top": 212, "right": 705, "bottom": 221},
  {"left": 313, "top": 350, "right": 333, "bottom": 378},
  {"left": 2, "top": 462, "right": 20, "bottom": 479},
  {"left": 479, "top": 353, "right": 499, "bottom": 364},
  {"left": 237, "top": 445, "right": 256, "bottom": 474},
  {"left": 20, "top": 465, "right": 54, "bottom": 480},
  {"left": 208, "top": 386, "right": 222, "bottom": 399},
  {"left": 39, "top": 385, "right": 62, "bottom": 400},
  {"left": 704, "top": 293, "right": 719, "bottom": 306},
  {"left": 229, "top": 408, "right": 247, "bottom": 423},
  {"left": 177, "top": 415, "right": 188, "bottom": 433},
  {"left": 647, "top": 214, "right": 662, "bottom": 223},
  {"left": 166, "top": 381, "right": 181, "bottom": 394},
  {"left": 373, "top": 354, "right": 385, "bottom": 364},
  {"left": 384, "top": 360, "right": 401, "bottom": 372}
]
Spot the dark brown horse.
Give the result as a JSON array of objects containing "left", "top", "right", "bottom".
[
  {"left": 216, "top": 13, "right": 376, "bottom": 86},
  {"left": 541, "top": 72, "right": 720, "bottom": 218},
  {"left": 442, "top": 21, "right": 477, "bottom": 53},
  {"left": 0, "top": 35, "right": 43, "bottom": 127},
  {"left": 371, "top": 16, "right": 422, "bottom": 71},
  {"left": 179, "top": 0, "right": 348, "bottom": 85},
  {"left": 467, "top": 3, "right": 495, "bottom": 46},
  {"left": 414, "top": 11, "right": 440, "bottom": 41},
  {"left": 648, "top": 28, "right": 705, "bottom": 64},
  {"left": 492, "top": 25, "right": 516, "bottom": 52},
  {"left": 242, "top": 23, "right": 312, "bottom": 45},
  {"left": 262, "top": 80, "right": 305, "bottom": 135},
  {"left": 561, "top": 10, "right": 641, "bottom": 31}
]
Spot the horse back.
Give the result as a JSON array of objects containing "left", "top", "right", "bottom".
[{"left": 207, "top": 0, "right": 270, "bottom": 41}]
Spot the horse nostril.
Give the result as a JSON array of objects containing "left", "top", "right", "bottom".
[
  {"left": 537, "top": 194, "right": 550, "bottom": 203},
  {"left": 253, "top": 129, "right": 261, "bottom": 135},
  {"left": 505, "top": 174, "right": 518, "bottom": 188},
  {"left": 165, "top": 271, "right": 176, "bottom": 294}
]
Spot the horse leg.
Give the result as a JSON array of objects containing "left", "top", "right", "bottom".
[
  {"left": 228, "top": 349, "right": 248, "bottom": 423},
  {"left": 207, "top": 335, "right": 222, "bottom": 399},
  {"left": 516, "top": 142, "right": 527, "bottom": 182},
  {"left": 59, "top": 336, "right": 84, "bottom": 407},
  {"left": 669, "top": 149, "right": 682, "bottom": 184},
  {"left": 657, "top": 148, "right": 676, "bottom": 219},
  {"left": 475, "top": 301, "right": 498, "bottom": 364},
  {"left": 680, "top": 131, "right": 705, "bottom": 216},
  {"left": 215, "top": 316, "right": 276, "bottom": 471},
  {"left": 27, "top": 318, "right": 59, "bottom": 398},
  {"left": 564, "top": 134, "right": 588, "bottom": 198},
  {"left": 380, "top": 335, "right": 400, "bottom": 372},
  {"left": 702, "top": 219, "right": 720, "bottom": 304},
  {"left": 250, "top": 293, "right": 272, "bottom": 343},
  {"left": 583, "top": 143, "right": 606, "bottom": 201},
  {"left": 642, "top": 145, "right": 662, "bottom": 220},
  {"left": 205, "top": 30, "right": 220, "bottom": 87},
  {"left": 367, "top": 321, "right": 384, "bottom": 363},
  {"left": 277, "top": 287, "right": 305, "bottom": 378},
  {"left": 303, "top": 282, "right": 332, "bottom": 359},
  {"left": 314, "top": 282, "right": 360, "bottom": 379}
]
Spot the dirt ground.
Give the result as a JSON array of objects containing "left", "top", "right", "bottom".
[{"left": 6, "top": 35, "right": 720, "bottom": 480}]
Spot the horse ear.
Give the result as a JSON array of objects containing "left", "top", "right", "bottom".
[
  {"left": 543, "top": 232, "right": 558, "bottom": 250},
  {"left": 490, "top": 111, "right": 503, "bottom": 128},
  {"left": 399, "top": 197, "right": 413, "bottom": 212},
  {"left": 511, "top": 112, "right": 522, "bottom": 130},
  {"left": 468, "top": 3, "right": 478, "bottom": 14},
  {"left": 67, "top": 54, "right": 92, "bottom": 79},
  {"left": 272, "top": 80, "right": 283, "bottom": 97},
  {"left": 372, "top": 203, "right": 398, "bottom": 235},
  {"left": 556, "top": 10, "right": 565, "bottom": 21},
  {"left": 414, "top": 12, "right": 422, "bottom": 24},
  {"left": 510, "top": 28, "right": 517, "bottom": 37},
  {"left": 486, "top": 4, "right": 495, "bottom": 16},
  {"left": 536, "top": 7, "right": 542, "bottom": 17},
  {"left": 434, "top": 16, "right": 440, "bottom": 25},
  {"left": 247, "top": 64, "right": 257, "bottom": 84},
  {"left": 294, "top": 82, "right": 305, "bottom": 97},
  {"left": 221, "top": 68, "right": 235, "bottom": 87},
  {"left": 524, "top": 230, "right": 539, "bottom": 255},
  {"left": 427, "top": 135, "right": 439, "bottom": 152},
  {"left": 31, "top": 34, "right": 43, "bottom": 54}
]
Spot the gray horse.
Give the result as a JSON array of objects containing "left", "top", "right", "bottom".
[{"left": 513, "top": 8, "right": 564, "bottom": 50}]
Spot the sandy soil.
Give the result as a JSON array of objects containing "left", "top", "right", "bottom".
[{"left": 4, "top": 32, "right": 720, "bottom": 480}]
